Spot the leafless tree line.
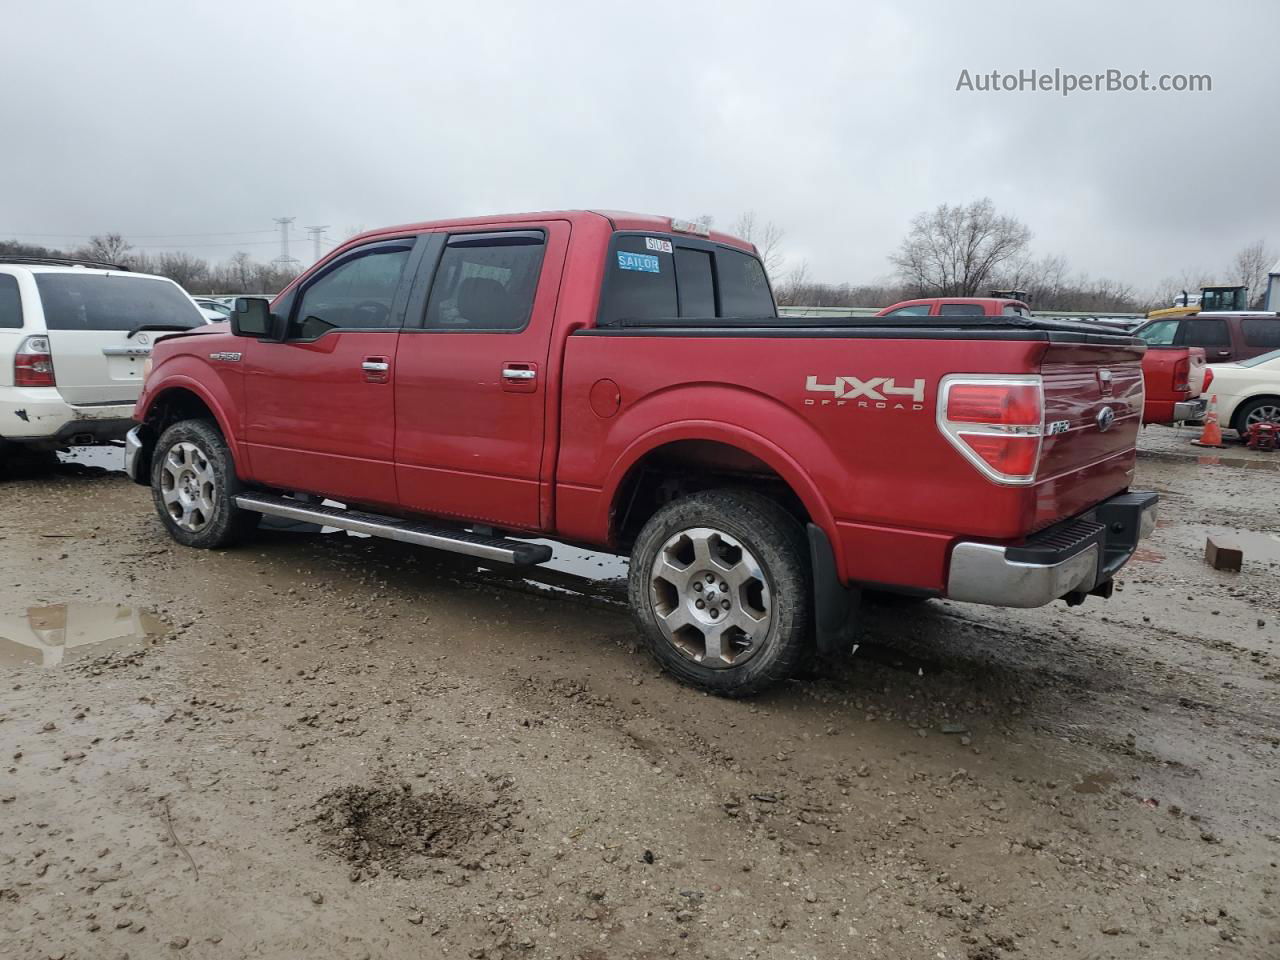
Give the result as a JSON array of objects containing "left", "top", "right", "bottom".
[{"left": 0, "top": 233, "right": 300, "bottom": 295}]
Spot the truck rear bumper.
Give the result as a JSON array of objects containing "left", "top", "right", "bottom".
[
  {"left": 946, "top": 491, "right": 1158, "bottom": 608},
  {"left": 1173, "top": 397, "right": 1207, "bottom": 422}
]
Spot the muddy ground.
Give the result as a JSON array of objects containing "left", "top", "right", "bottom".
[{"left": 1, "top": 428, "right": 1278, "bottom": 960}]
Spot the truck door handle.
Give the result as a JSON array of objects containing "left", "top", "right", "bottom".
[
  {"left": 501, "top": 362, "right": 538, "bottom": 393},
  {"left": 361, "top": 357, "right": 391, "bottom": 383}
]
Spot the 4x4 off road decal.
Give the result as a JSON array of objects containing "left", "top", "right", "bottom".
[{"left": 804, "top": 375, "right": 926, "bottom": 410}]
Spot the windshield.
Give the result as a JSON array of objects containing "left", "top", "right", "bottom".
[
  {"left": 34, "top": 273, "right": 205, "bottom": 331},
  {"left": 1236, "top": 349, "right": 1280, "bottom": 368}
]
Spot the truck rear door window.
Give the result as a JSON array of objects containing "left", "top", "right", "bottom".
[
  {"left": 32, "top": 274, "right": 204, "bottom": 331},
  {"left": 674, "top": 248, "right": 715, "bottom": 317},
  {"left": 1180, "top": 318, "right": 1229, "bottom": 347},
  {"left": 716, "top": 248, "right": 774, "bottom": 318},
  {"left": 424, "top": 233, "right": 545, "bottom": 331},
  {"left": 0, "top": 274, "right": 21, "bottom": 328},
  {"left": 1242, "top": 317, "right": 1280, "bottom": 348}
]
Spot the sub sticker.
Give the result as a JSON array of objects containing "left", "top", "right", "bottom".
[
  {"left": 617, "top": 251, "right": 661, "bottom": 273},
  {"left": 644, "top": 237, "right": 673, "bottom": 254}
]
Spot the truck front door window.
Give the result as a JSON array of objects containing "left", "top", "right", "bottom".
[
  {"left": 290, "top": 248, "right": 409, "bottom": 339},
  {"left": 1137, "top": 319, "right": 1178, "bottom": 345}
]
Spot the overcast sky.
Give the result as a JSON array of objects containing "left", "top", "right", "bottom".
[{"left": 2, "top": 0, "right": 1277, "bottom": 291}]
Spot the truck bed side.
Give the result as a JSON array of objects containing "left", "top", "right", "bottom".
[{"left": 555, "top": 319, "right": 1143, "bottom": 593}]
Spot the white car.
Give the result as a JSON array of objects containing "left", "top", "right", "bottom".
[
  {"left": 1, "top": 258, "right": 208, "bottom": 456},
  {"left": 193, "top": 297, "right": 232, "bottom": 320},
  {"left": 1206, "top": 349, "right": 1280, "bottom": 437}
]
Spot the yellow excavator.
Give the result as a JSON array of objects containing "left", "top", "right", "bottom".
[{"left": 1147, "top": 284, "right": 1247, "bottom": 320}]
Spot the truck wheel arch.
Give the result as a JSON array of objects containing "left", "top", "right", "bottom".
[
  {"left": 605, "top": 426, "right": 839, "bottom": 557},
  {"left": 136, "top": 380, "right": 240, "bottom": 479}
]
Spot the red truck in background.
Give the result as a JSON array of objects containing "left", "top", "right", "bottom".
[
  {"left": 1136, "top": 344, "right": 1209, "bottom": 424},
  {"left": 876, "top": 296, "right": 1031, "bottom": 318},
  {"left": 126, "top": 210, "right": 1157, "bottom": 696}
]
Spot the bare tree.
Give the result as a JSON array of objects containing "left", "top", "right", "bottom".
[
  {"left": 1232, "top": 239, "right": 1276, "bottom": 308},
  {"left": 773, "top": 260, "right": 810, "bottom": 306},
  {"left": 224, "top": 251, "right": 255, "bottom": 293},
  {"left": 731, "top": 211, "right": 786, "bottom": 278},
  {"left": 80, "top": 233, "right": 132, "bottom": 265},
  {"left": 891, "top": 198, "right": 1032, "bottom": 296},
  {"left": 153, "top": 252, "right": 209, "bottom": 291}
]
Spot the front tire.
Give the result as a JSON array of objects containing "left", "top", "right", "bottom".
[
  {"left": 151, "top": 419, "right": 257, "bottom": 548},
  {"left": 628, "top": 490, "right": 811, "bottom": 697}
]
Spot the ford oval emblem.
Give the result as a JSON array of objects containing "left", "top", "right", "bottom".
[{"left": 1096, "top": 406, "right": 1116, "bottom": 432}]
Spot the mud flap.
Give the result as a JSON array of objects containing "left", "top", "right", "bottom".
[{"left": 807, "top": 523, "right": 859, "bottom": 656}]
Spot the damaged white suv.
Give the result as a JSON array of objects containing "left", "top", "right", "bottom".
[{"left": 0, "top": 258, "right": 208, "bottom": 458}]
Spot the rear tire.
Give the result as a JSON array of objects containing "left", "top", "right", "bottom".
[
  {"left": 151, "top": 419, "right": 257, "bottom": 548},
  {"left": 628, "top": 490, "right": 811, "bottom": 697}
]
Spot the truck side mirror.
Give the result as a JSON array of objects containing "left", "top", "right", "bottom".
[{"left": 231, "top": 297, "right": 276, "bottom": 339}]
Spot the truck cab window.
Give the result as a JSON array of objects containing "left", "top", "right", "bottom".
[
  {"left": 674, "top": 248, "right": 715, "bottom": 317},
  {"left": 885, "top": 305, "right": 932, "bottom": 317},
  {"left": 939, "top": 303, "right": 986, "bottom": 316},
  {"left": 424, "top": 236, "right": 545, "bottom": 331},
  {"left": 716, "top": 248, "right": 775, "bottom": 318},
  {"left": 291, "top": 247, "right": 409, "bottom": 339},
  {"left": 600, "top": 235, "right": 678, "bottom": 325}
]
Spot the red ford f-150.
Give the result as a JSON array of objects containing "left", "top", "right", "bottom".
[{"left": 126, "top": 211, "right": 1157, "bottom": 696}]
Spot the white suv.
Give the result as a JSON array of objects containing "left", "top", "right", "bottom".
[{"left": 0, "top": 258, "right": 208, "bottom": 456}]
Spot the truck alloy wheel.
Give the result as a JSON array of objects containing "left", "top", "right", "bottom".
[
  {"left": 628, "top": 489, "right": 811, "bottom": 697},
  {"left": 649, "top": 527, "right": 771, "bottom": 668},
  {"left": 159, "top": 441, "right": 217, "bottom": 532},
  {"left": 151, "top": 419, "right": 258, "bottom": 549}
]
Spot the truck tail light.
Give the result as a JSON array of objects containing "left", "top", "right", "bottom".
[
  {"left": 1172, "top": 357, "right": 1190, "bottom": 393},
  {"left": 14, "top": 335, "right": 56, "bottom": 387},
  {"left": 938, "top": 375, "right": 1044, "bottom": 485},
  {"left": 1201, "top": 366, "right": 1213, "bottom": 394}
]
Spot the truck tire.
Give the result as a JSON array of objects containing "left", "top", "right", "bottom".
[
  {"left": 150, "top": 419, "right": 257, "bottom": 549},
  {"left": 629, "top": 489, "right": 811, "bottom": 697}
]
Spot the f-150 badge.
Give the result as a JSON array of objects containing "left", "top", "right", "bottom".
[{"left": 804, "top": 375, "right": 926, "bottom": 410}]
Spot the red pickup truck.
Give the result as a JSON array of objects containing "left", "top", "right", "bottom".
[{"left": 126, "top": 211, "right": 1157, "bottom": 696}]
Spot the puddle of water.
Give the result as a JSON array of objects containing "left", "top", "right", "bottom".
[
  {"left": 0, "top": 603, "right": 170, "bottom": 669},
  {"left": 1073, "top": 770, "right": 1119, "bottom": 794}
]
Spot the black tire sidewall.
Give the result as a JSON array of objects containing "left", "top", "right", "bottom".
[
  {"left": 628, "top": 490, "right": 810, "bottom": 697},
  {"left": 150, "top": 419, "right": 251, "bottom": 549}
]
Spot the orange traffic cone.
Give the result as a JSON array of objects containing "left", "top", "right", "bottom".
[{"left": 1191, "top": 394, "right": 1225, "bottom": 448}]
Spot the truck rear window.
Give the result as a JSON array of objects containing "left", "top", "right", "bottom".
[
  {"left": 34, "top": 274, "right": 204, "bottom": 331},
  {"left": 599, "top": 234, "right": 775, "bottom": 325}
]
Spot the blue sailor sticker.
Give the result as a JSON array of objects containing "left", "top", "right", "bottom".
[{"left": 617, "top": 251, "right": 661, "bottom": 273}]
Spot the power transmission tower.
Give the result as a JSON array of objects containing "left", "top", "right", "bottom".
[
  {"left": 272, "top": 217, "right": 300, "bottom": 270},
  {"left": 305, "top": 225, "right": 329, "bottom": 263}
]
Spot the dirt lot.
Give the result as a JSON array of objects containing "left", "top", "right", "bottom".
[{"left": 2, "top": 429, "right": 1278, "bottom": 960}]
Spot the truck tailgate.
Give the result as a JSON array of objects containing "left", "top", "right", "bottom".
[{"left": 1034, "top": 342, "right": 1145, "bottom": 529}]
